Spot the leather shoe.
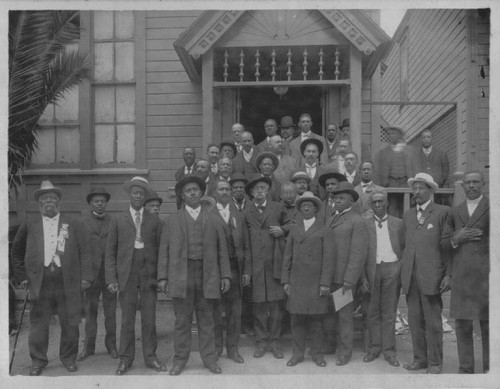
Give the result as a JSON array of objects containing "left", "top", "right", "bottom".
[
  {"left": 271, "top": 344, "right": 284, "bottom": 359},
  {"left": 385, "top": 356, "right": 400, "bottom": 367},
  {"left": 427, "top": 365, "right": 442, "bottom": 374},
  {"left": 108, "top": 347, "right": 119, "bottom": 359},
  {"left": 77, "top": 350, "right": 94, "bottom": 361},
  {"left": 286, "top": 357, "right": 304, "bottom": 367},
  {"left": 64, "top": 362, "right": 78, "bottom": 372},
  {"left": 205, "top": 361, "right": 222, "bottom": 374},
  {"left": 116, "top": 361, "right": 130, "bottom": 375},
  {"left": 146, "top": 359, "right": 167, "bottom": 372},
  {"left": 169, "top": 362, "right": 185, "bottom": 376},
  {"left": 228, "top": 351, "right": 244, "bottom": 364},
  {"left": 312, "top": 357, "right": 327, "bottom": 367},
  {"left": 29, "top": 366, "right": 45, "bottom": 376},
  {"left": 336, "top": 355, "right": 350, "bottom": 366},
  {"left": 253, "top": 347, "right": 266, "bottom": 358},
  {"left": 403, "top": 361, "right": 428, "bottom": 371},
  {"left": 363, "top": 352, "right": 379, "bottom": 363}
]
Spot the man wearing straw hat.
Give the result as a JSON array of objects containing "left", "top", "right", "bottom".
[
  {"left": 157, "top": 175, "right": 231, "bottom": 375},
  {"left": 11, "top": 180, "right": 92, "bottom": 376},
  {"left": 105, "top": 176, "right": 165, "bottom": 375},
  {"left": 400, "top": 172, "right": 450, "bottom": 374},
  {"left": 78, "top": 186, "right": 118, "bottom": 362}
]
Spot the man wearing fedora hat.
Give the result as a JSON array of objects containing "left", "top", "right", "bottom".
[
  {"left": 78, "top": 186, "right": 118, "bottom": 362},
  {"left": 255, "top": 151, "right": 281, "bottom": 201},
  {"left": 157, "top": 175, "right": 231, "bottom": 375},
  {"left": 12, "top": 180, "right": 92, "bottom": 375},
  {"left": 279, "top": 116, "right": 296, "bottom": 143},
  {"left": 144, "top": 190, "right": 163, "bottom": 216},
  {"left": 339, "top": 118, "right": 350, "bottom": 140},
  {"left": 323, "top": 181, "right": 369, "bottom": 366},
  {"left": 297, "top": 138, "right": 327, "bottom": 198},
  {"left": 105, "top": 176, "right": 165, "bottom": 375},
  {"left": 243, "top": 174, "right": 288, "bottom": 359},
  {"left": 317, "top": 170, "right": 347, "bottom": 224},
  {"left": 282, "top": 192, "right": 332, "bottom": 368},
  {"left": 290, "top": 113, "right": 328, "bottom": 166},
  {"left": 400, "top": 172, "right": 450, "bottom": 374}
]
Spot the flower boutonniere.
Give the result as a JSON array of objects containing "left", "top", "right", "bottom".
[{"left": 56, "top": 223, "right": 69, "bottom": 254}]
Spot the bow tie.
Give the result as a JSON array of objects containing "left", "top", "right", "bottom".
[
  {"left": 362, "top": 183, "right": 369, "bottom": 188},
  {"left": 374, "top": 216, "right": 387, "bottom": 228}
]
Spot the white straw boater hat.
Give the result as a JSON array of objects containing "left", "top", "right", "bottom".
[
  {"left": 33, "top": 180, "right": 62, "bottom": 200},
  {"left": 407, "top": 172, "right": 438, "bottom": 191},
  {"left": 122, "top": 176, "right": 150, "bottom": 193}
]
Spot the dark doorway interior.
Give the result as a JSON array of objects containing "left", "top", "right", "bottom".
[{"left": 239, "top": 86, "right": 323, "bottom": 145}]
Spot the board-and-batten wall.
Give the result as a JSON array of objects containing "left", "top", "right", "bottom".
[{"left": 145, "top": 11, "right": 203, "bottom": 214}]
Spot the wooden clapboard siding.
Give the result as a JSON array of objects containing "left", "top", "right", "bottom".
[
  {"left": 361, "top": 77, "right": 372, "bottom": 161},
  {"left": 145, "top": 10, "right": 203, "bottom": 214}
]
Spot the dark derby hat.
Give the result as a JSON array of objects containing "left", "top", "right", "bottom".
[
  {"left": 300, "top": 138, "right": 324, "bottom": 157},
  {"left": 86, "top": 186, "right": 111, "bottom": 204},
  {"left": 144, "top": 190, "right": 163, "bottom": 205},
  {"left": 279, "top": 116, "right": 295, "bottom": 128},
  {"left": 219, "top": 140, "right": 238, "bottom": 156},
  {"left": 340, "top": 118, "right": 350, "bottom": 129},
  {"left": 175, "top": 174, "right": 206, "bottom": 198},
  {"left": 229, "top": 172, "right": 249, "bottom": 186},
  {"left": 245, "top": 174, "right": 272, "bottom": 197},
  {"left": 318, "top": 170, "right": 347, "bottom": 188},
  {"left": 332, "top": 181, "right": 359, "bottom": 202}
]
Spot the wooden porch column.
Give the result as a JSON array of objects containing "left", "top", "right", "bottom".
[
  {"left": 370, "top": 63, "right": 382, "bottom": 160},
  {"left": 349, "top": 46, "right": 362, "bottom": 157},
  {"left": 202, "top": 49, "right": 214, "bottom": 152}
]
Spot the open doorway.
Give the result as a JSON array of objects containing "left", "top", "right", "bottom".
[{"left": 239, "top": 86, "right": 324, "bottom": 144}]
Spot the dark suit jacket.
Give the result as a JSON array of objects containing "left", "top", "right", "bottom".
[
  {"left": 290, "top": 133, "right": 328, "bottom": 166},
  {"left": 232, "top": 150, "right": 259, "bottom": 181},
  {"left": 441, "top": 197, "right": 489, "bottom": 320},
  {"left": 317, "top": 198, "right": 335, "bottom": 224},
  {"left": 297, "top": 162, "right": 326, "bottom": 199},
  {"left": 377, "top": 144, "right": 417, "bottom": 187},
  {"left": 11, "top": 214, "right": 92, "bottom": 325},
  {"left": 105, "top": 209, "right": 163, "bottom": 292},
  {"left": 416, "top": 147, "right": 450, "bottom": 187},
  {"left": 352, "top": 182, "right": 383, "bottom": 216},
  {"left": 174, "top": 164, "right": 196, "bottom": 182},
  {"left": 363, "top": 215, "right": 404, "bottom": 293},
  {"left": 281, "top": 218, "right": 331, "bottom": 314},
  {"left": 326, "top": 140, "right": 339, "bottom": 162},
  {"left": 157, "top": 207, "right": 231, "bottom": 299},
  {"left": 401, "top": 202, "right": 450, "bottom": 295},
  {"left": 82, "top": 211, "right": 111, "bottom": 280},
  {"left": 323, "top": 209, "right": 368, "bottom": 286},
  {"left": 256, "top": 139, "right": 292, "bottom": 156},
  {"left": 345, "top": 171, "right": 361, "bottom": 188}
]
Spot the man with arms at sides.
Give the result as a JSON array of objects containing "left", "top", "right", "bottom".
[
  {"left": 279, "top": 115, "right": 296, "bottom": 144},
  {"left": 344, "top": 151, "right": 361, "bottom": 187},
  {"left": 400, "top": 173, "right": 450, "bottom": 374},
  {"left": 416, "top": 130, "right": 450, "bottom": 188},
  {"left": 353, "top": 161, "right": 383, "bottom": 216},
  {"left": 441, "top": 171, "right": 489, "bottom": 373},
  {"left": 297, "top": 138, "right": 326, "bottom": 198},
  {"left": 207, "top": 144, "right": 221, "bottom": 175},
  {"left": 231, "top": 123, "right": 244, "bottom": 152},
  {"left": 78, "top": 187, "right": 118, "bottom": 362},
  {"left": 157, "top": 175, "right": 231, "bottom": 375},
  {"left": 325, "top": 124, "right": 339, "bottom": 162},
  {"left": 220, "top": 140, "right": 237, "bottom": 160},
  {"left": 317, "top": 170, "right": 347, "bottom": 224},
  {"left": 255, "top": 151, "right": 281, "bottom": 201},
  {"left": 243, "top": 175, "right": 288, "bottom": 359},
  {"left": 11, "top": 180, "right": 92, "bottom": 376},
  {"left": 282, "top": 192, "right": 332, "bottom": 368},
  {"left": 269, "top": 135, "right": 298, "bottom": 184},
  {"left": 362, "top": 189, "right": 404, "bottom": 368},
  {"left": 105, "top": 176, "right": 165, "bottom": 375},
  {"left": 233, "top": 131, "right": 259, "bottom": 181},
  {"left": 290, "top": 113, "right": 328, "bottom": 165},
  {"left": 175, "top": 147, "right": 196, "bottom": 181},
  {"left": 195, "top": 158, "right": 216, "bottom": 197},
  {"left": 290, "top": 171, "right": 311, "bottom": 196},
  {"left": 323, "top": 182, "right": 368, "bottom": 366},
  {"left": 211, "top": 180, "right": 251, "bottom": 363}
]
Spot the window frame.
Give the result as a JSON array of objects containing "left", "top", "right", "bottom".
[{"left": 399, "top": 28, "right": 409, "bottom": 110}]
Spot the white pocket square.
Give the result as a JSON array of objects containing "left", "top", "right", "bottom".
[{"left": 427, "top": 223, "right": 433, "bottom": 230}]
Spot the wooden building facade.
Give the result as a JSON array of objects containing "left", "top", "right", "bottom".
[{"left": 10, "top": 9, "right": 392, "bottom": 222}]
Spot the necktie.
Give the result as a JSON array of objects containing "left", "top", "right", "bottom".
[
  {"left": 48, "top": 255, "right": 57, "bottom": 272},
  {"left": 416, "top": 207, "right": 424, "bottom": 224},
  {"left": 306, "top": 165, "right": 315, "bottom": 179},
  {"left": 257, "top": 204, "right": 265, "bottom": 213},
  {"left": 135, "top": 211, "right": 143, "bottom": 243},
  {"left": 374, "top": 216, "right": 387, "bottom": 229}
]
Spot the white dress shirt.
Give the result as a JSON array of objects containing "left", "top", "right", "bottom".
[
  {"left": 305, "top": 163, "right": 317, "bottom": 179},
  {"left": 466, "top": 195, "right": 483, "bottom": 217},
  {"left": 345, "top": 171, "right": 356, "bottom": 184},
  {"left": 422, "top": 146, "right": 432, "bottom": 156},
  {"left": 43, "top": 213, "right": 61, "bottom": 267},
  {"left": 416, "top": 199, "right": 431, "bottom": 223},
  {"left": 243, "top": 148, "right": 254, "bottom": 163},
  {"left": 301, "top": 131, "right": 312, "bottom": 142},
  {"left": 184, "top": 165, "right": 194, "bottom": 175},
  {"left": 374, "top": 216, "right": 398, "bottom": 264},
  {"left": 361, "top": 181, "right": 372, "bottom": 193},
  {"left": 254, "top": 200, "right": 267, "bottom": 212},
  {"left": 217, "top": 202, "right": 230, "bottom": 224},
  {"left": 303, "top": 217, "right": 316, "bottom": 231},
  {"left": 185, "top": 204, "right": 201, "bottom": 220},
  {"left": 130, "top": 207, "right": 144, "bottom": 249}
]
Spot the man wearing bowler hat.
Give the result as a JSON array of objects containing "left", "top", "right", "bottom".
[
  {"left": 11, "top": 180, "right": 92, "bottom": 375},
  {"left": 279, "top": 116, "right": 296, "bottom": 143},
  {"left": 157, "top": 175, "right": 231, "bottom": 375},
  {"left": 323, "top": 181, "right": 369, "bottom": 366},
  {"left": 400, "top": 173, "right": 450, "bottom": 374},
  {"left": 78, "top": 186, "right": 118, "bottom": 362},
  {"left": 317, "top": 170, "right": 347, "bottom": 224},
  {"left": 105, "top": 176, "right": 165, "bottom": 375},
  {"left": 144, "top": 190, "right": 163, "bottom": 216}
]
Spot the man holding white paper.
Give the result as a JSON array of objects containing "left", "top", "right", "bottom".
[{"left": 323, "top": 182, "right": 368, "bottom": 366}]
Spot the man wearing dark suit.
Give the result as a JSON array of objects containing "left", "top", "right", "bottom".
[
  {"left": 325, "top": 124, "right": 339, "bottom": 162},
  {"left": 290, "top": 171, "right": 311, "bottom": 196},
  {"left": 323, "top": 182, "right": 369, "bottom": 366},
  {"left": 105, "top": 176, "right": 165, "bottom": 375},
  {"left": 175, "top": 147, "right": 196, "bottom": 209},
  {"left": 344, "top": 151, "right": 361, "bottom": 187},
  {"left": 269, "top": 135, "right": 297, "bottom": 184},
  {"left": 279, "top": 115, "right": 296, "bottom": 144},
  {"left": 211, "top": 179, "right": 251, "bottom": 363},
  {"left": 441, "top": 171, "right": 489, "bottom": 373},
  {"left": 256, "top": 118, "right": 292, "bottom": 156},
  {"left": 230, "top": 173, "right": 249, "bottom": 212},
  {"left": 416, "top": 130, "right": 450, "bottom": 188},
  {"left": 157, "top": 175, "right": 231, "bottom": 375},
  {"left": 290, "top": 113, "right": 328, "bottom": 165},
  {"left": 353, "top": 161, "right": 383, "bottom": 216},
  {"left": 400, "top": 173, "right": 450, "bottom": 374},
  {"left": 207, "top": 144, "right": 221, "bottom": 175},
  {"left": 317, "top": 170, "right": 347, "bottom": 224},
  {"left": 297, "top": 138, "right": 327, "bottom": 198},
  {"left": 11, "top": 180, "right": 92, "bottom": 376},
  {"left": 233, "top": 131, "right": 259, "bottom": 181},
  {"left": 243, "top": 175, "right": 288, "bottom": 359},
  {"left": 362, "top": 189, "right": 404, "bottom": 367},
  {"left": 256, "top": 151, "right": 281, "bottom": 201},
  {"left": 195, "top": 159, "right": 216, "bottom": 197},
  {"left": 78, "top": 187, "right": 117, "bottom": 362}
]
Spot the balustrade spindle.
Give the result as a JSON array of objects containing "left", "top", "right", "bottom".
[
  {"left": 271, "top": 49, "right": 276, "bottom": 82},
  {"left": 223, "top": 50, "right": 229, "bottom": 82},
  {"left": 287, "top": 49, "right": 292, "bottom": 81},
  {"left": 302, "top": 48, "right": 308, "bottom": 80},
  {"left": 334, "top": 48, "right": 340, "bottom": 80},
  {"left": 239, "top": 49, "right": 245, "bottom": 82},
  {"left": 254, "top": 50, "right": 261, "bottom": 81},
  {"left": 318, "top": 48, "right": 324, "bottom": 80}
]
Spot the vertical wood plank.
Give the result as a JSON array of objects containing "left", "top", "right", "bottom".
[
  {"left": 349, "top": 45, "right": 362, "bottom": 157},
  {"left": 202, "top": 48, "right": 215, "bottom": 150},
  {"left": 465, "top": 10, "right": 478, "bottom": 171},
  {"left": 79, "top": 11, "right": 92, "bottom": 170},
  {"left": 370, "top": 63, "right": 382, "bottom": 161}
]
